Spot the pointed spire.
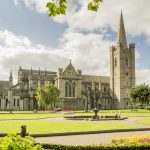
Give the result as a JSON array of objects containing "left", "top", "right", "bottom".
[
  {"left": 9, "top": 70, "right": 13, "bottom": 87},
  {"left": 19, "top": 66, "right": 22, "bottom": 71},
  {"left": 117, "top": 11, "right": 128, "bottom": 48},
  {"left": 69, "top": 59, "right": 72, "bottom": 64},
  {"left": 10, "top": 70, "right": 12, "bottom": 78}
]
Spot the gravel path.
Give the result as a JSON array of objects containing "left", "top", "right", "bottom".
[{"left": 36, "top": 130, "right": 150, "bottom": 145}]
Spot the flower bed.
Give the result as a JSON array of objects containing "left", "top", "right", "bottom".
[{"left": 112, "top": 135, "right": 150, "bottom": 144}]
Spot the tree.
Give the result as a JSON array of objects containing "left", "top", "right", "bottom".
[
  {"left": 89, "top": 87, "right": 101, "bottom": 109},
  {"left": 82, "top": 85, "right": 90, "bottom": 111},
  {"left": 82, "top": 86, "right": 101, "bottom": 110},
  {"left": 36, "top": 83, "right": 60, "bottom": 110},
  {"left": 129, "top": 84, "right": 150, "bottom": 108},
  {"left": 47, "top": 0, "right": 103, "bottom": 17}
]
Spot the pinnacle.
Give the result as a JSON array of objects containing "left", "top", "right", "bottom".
[{"left": 117, "top": 11, "right": 128, "bottom": 48}]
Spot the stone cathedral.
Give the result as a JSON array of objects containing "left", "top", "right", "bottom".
[{"left": 0, "top": 12, "right": 135, "bottom": 111}]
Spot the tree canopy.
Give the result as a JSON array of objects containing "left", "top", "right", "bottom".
[
  {"left": 129, "top": 84, "right": 150, "bottom": 108},
  {"left": 47, "top": 0, "right": 103, "bottom": 17},
  {"left": 36, "top": 83, "right": 60, "bottom": 110}
]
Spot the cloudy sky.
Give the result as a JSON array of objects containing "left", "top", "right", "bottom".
[{"left": 0, "top": 0, "right": 150, "bottom": 85}]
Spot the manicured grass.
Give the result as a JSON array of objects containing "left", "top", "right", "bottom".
[
  {"left": 0, "top": 109, "right": 150, "bottom": 120},
  {"left": 136, "top": 118, "right": 150, "bottom": 125},
  {"left": 77, "top": 109, "right": 150, "bottom": 117},
  {"left": 0, "top": 120, "right": 137, "bottom": 134},
  {"left": 0, "top": 112, "right": 65, "bottom": 120}
]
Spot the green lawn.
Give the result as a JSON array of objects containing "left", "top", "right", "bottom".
[
  {"left": 0, "top": 112, "right": 65, "bottom": 120},
  {"left": 136, "top": 118, "right": 150, "bottom": 125},
  {"left": 0, "top": 120, "right": 137, "bottom": 134},
  {"left": 0, "top": 109, "right": 150, "bottom": 120},
  {"left": 77, "top": 109, "right": 150, "bottom": 117}
]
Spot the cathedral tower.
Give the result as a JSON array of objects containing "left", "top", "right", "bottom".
[{"left": 110, "top": 12, "right": 135, "bottom": 109}]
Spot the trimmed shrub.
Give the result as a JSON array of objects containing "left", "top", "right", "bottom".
[
  {"left": 41, "top": 143, "right": 150, "bottom": 150},
  {"left": 0, "top": 133, "right": 43, "bottom": 150}
]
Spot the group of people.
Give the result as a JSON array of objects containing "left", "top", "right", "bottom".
[{"left": 114, "top": 112, "right": 121, "bottom": 120}]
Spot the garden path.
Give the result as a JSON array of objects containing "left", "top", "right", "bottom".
[{"left": 36, "top": 130, "right": 150, "bottom": 145}]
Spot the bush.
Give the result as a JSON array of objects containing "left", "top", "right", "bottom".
[
  {"left": 112, "top": 135, "right": 150, "bottom": 144},
  {"left": 0, "top": 133, "right": 43, "bottom": 150},
  {"left": 41, "top": 143, "right": 150, "bottom": 150}
]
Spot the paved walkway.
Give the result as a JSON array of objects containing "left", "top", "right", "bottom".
[{"left": 36, "top": 131, "right": 150, "bottom": 145}]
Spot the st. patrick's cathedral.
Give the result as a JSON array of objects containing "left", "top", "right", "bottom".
[{"left": 0, "top": 12, "right": 135, "bottom": 110}]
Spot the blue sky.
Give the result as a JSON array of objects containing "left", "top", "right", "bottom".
[{"left": 0, "top": 0, "right": 149, "bottom": 84}]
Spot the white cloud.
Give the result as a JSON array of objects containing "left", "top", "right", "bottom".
[
  {"left": 136, "top": 69, "right": 150, "bottom": 85},
  {"left": 7, "top": 0, "right": 150, "bottom": 86},
  {"left": 14, "top": 0, "right": 150, "bottom": 38},
  {"left": 0, "top": 30, "right": 114, "bottom": 83},
  {"left": 0, "top": 29, "right": 149, "bottom": 86},
  {"left": 13, "top": 0, "right": 50, "bottom": 14}
]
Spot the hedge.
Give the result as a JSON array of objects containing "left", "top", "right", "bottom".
[{"left": 41, "top": 143, "right": 150, "bottom": 150}]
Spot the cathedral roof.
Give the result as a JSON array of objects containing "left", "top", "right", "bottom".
[
  {"left": 19, "top": 68, "right": 57, "bottom": 80},
  {"left": 21, "top": 69, "right": 56, "bottom": 75}
]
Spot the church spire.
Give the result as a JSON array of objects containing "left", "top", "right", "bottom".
[
  {"left": 117, "top": 11, "right": 128, "bottom": 48},
  {"left": 9, "top": 70, "right": 13, "bottom": 87}
]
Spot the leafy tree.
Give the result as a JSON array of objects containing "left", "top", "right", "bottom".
[
  {"left": 129, "top": 84, "right": 150, "bottom": 108},
  {"left": 82, "top": 86, "right": 101, "bottom": 110},
  {"left": 89, "top": 87, "right": 101, "bottom": 109},
  {"left": 82, "top": 85, "right": 90, "bottom": 111},
  {"left": 47, "top": 0, "right": 103, "bottom": 17},
  {"left": 36, "top": 83, "right": 60, "bottom": 110}
]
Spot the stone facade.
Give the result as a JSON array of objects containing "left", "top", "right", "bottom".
[
  {"left": 0, "top": 12, "right": 135, "bottom": 110},
  {"left": 110, "top": 12, "right": 135, "bottom": 109}
]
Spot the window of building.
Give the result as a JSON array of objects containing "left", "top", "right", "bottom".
[
  {"left": 115, "top": 58, "right": 117, "bottom": 67},
  {"left": 126, "top": 101, "right": 128, "bottom": 106},
  {"left": 104, "top": 87, "right": 106, "bottom": 92},
  {"left": 73, "top": 83, "right": 76, "bottom": 97},
  {"left": 68, "top": 72, "right": 71, "bottom": 76},
  {"left": 33, "top": 82, "right": 37, "bottom": 90},
  {"left": 69, "top": 83, "right": 72, "bottom": 97},
  {"left": 65, "top": 82, "right": 68, "bottom": 97},
  {"left": 14, "top": 99, "right": 16, "bottom": 107},
  {"left": 17, "top": 99, "right": 19, "bottom": 107},
  {"left": 6, "top": 98, "right": 8, "bottom": 108},
  {"left": 126, "top": 72, "right": 129, "bottom": 76},
  {"left": 65, "top": 82, "right": 76, "bottom": 98},
  {"left": 125, "top": 57, "right": 129, "bottom": 66}
]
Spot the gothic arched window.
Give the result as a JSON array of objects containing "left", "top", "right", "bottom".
[
  {"left": 69, "top": 83, "right": 72, "bottom": 97},
  {"left": 115, "top": 58, "right": 117, "bottom": 67},
  {"left": 73, "top": 83, "right": 76, "bottom": 97},
  {"left": 6, "top": 98, "right": 8, "bottom": 108},
  {"left": 14, "top": 99, "right": 16, "bottom": 107},
  {"left": 17, "top": 99, "right": 19, "bottom": 107},
  {"left": 125, "top": 57, "right": 129, "bottom": 66},
  {"left": 65, "top": 82, "right": 68, "bottom": 97}
]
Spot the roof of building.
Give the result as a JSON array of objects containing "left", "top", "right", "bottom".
[{"left": 82, "top": 75, "right": 110, "bottom": 83}]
